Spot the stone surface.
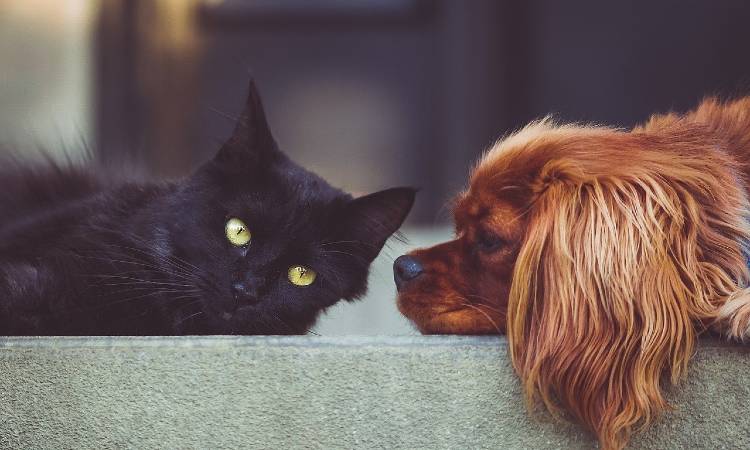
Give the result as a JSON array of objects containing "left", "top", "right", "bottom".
[{"left": 0, "top": 336, "right": 748, "bottom": 449}]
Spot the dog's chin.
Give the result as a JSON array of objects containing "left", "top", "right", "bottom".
[
  {"left": 397, "top": 292, "right": 504, "bottom": 335},
  {"left": 395, "top": 293, "right": 443, "bottom": 333}
]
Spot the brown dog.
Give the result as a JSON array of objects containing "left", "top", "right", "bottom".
[{"left": 394, "top": 97, "right": 750, "bottom": 450}]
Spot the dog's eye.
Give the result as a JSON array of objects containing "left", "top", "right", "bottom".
[{"left": 477, "top": 231, "right": 506, "bottom": 253}]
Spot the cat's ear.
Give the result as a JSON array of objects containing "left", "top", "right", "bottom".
[
  {"left": 213, "top": 79, "right": 280, "bottom": 171},
  {"left": 338, "top": 187, "right": 417, "bottom": 262}
]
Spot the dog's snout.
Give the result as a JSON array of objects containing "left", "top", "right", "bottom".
[{"left": 394, "top": 255, "right": 424, "bottom": 290}]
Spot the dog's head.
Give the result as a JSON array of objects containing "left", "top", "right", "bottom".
[
  {"left": 392, "top": 157, "right": 530, "bottom": 335},
  {"left": 395, "top": 112, "right": 750, "bottom": 449}
]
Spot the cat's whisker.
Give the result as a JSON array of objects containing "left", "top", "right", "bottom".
[
  {"left": 86, "top": 275, "right": 196, "bottom": 288},
  {"left": 100, "top": 287, "right": 202, "bottom": 300},
  {"left": 75, "top": 254, "right": 196, "bottom": 283},
  {"left": 85, "top": 274, "right": 197, "bottom": 289},
  {"left": 208, "top": 107, "right": 239, "bottom": 123},
  {"left": 319, "top": 240, "right": 378, "bottom": 249},
  {"left": 94, "top": 285, "right": 199, "bottom": 296},
  {"left": 101, "top": 240, "right": 204, "bottom": 280},
  {"left": 119, "top": 232, "right": 207, "bottom": 276},
  {"left": 93, "top": 289, "right": 203, "bottom": 310},
  {"left": 319, "top": 249, "right": 369, "bottom": 261},
  {"left": 84, "top": 229, "right": 203, "bottom": 276},
  {"left": 267, "top": 311, "right": 294, "bottom": 334},
  {"left": 174, "top": 310, "right": 204, "bottom": 327},
  {"left": 91, "top": 279, "right": 196, "bottom": 290}
]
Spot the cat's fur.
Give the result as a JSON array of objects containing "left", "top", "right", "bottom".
[{"left": 0, "top": 80, "right": 415, "bottom": 335}]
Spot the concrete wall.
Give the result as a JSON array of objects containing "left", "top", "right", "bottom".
[{"left": 1, "top": 336, "right": 748, "bottom": 449}]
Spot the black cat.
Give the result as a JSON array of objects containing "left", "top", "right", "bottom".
[{"left": 0, "top": 80, "right": 415, "bottom": 335}]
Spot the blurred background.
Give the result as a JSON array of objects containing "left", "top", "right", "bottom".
[{"left": 2, "top": 0, "right": 750, "bottom": 334}]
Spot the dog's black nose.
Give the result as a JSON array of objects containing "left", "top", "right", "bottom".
[{"left": 394, "top": 255, "right": 424, "bottom": 291}]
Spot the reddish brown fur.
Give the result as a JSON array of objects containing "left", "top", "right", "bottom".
[{"left": 396, "top": 97, "right": 750, "bottom": 449}]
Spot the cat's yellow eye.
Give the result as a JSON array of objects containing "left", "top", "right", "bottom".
[
  {"left": 288, "top": 265, "right": 317, "bottom": 287},
  {"left": 225, "top": 218, "right": 251, "bottom": 247}
]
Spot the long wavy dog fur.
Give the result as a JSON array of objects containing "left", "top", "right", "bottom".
[{"left": 395, "top": 97, "right": 750, "bottom": 449}]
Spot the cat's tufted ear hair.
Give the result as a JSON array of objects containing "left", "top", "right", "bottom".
[
  {"left": 337, "top": 187, "right": 417, "bottom": 263},
  {"left": 213, "top": 79, "right": 281, "bottom": 171}
]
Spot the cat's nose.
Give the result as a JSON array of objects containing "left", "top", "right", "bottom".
[
  {"left": 393, "top": 255, "right": 423, "bottom": 291},
  {"left": 231, "top": 281, "right": 259, "bottom": 305}
]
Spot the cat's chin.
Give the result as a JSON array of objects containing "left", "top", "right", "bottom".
[
  {"left": 218, "top": 306, "right": 255, "bottom": 322},
  {"left": 213, "top": 304, "right": 265, "bottom": 327},
  {"left": 201, "top": 296, "right": 258, "bottom": 321}
]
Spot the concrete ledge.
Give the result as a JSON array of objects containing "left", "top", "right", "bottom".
[{"left": 1, "top": 336, "right": 748, "bottom": 449}]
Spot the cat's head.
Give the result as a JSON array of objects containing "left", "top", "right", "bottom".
[{"left": 160, "top": 80, "right": 415, "bottom": 334}]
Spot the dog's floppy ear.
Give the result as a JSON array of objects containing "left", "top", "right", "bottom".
[{"left": 507, "top": 152, "right": 750, "bottom": 450}]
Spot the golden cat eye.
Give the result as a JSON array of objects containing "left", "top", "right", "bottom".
[
  {"left": 288, "top": 265, "right": 317, "bottom": 286},
  {"left": 225, "top": 218, "right": 251, "bottom": 246}
]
